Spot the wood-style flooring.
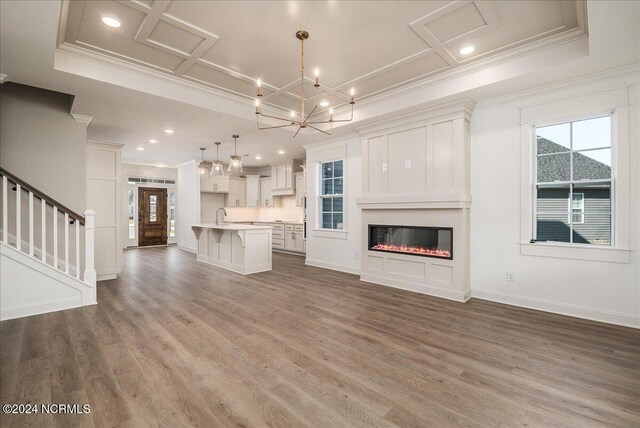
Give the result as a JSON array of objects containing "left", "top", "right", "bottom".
[{"left": 1, "top": 247, "right": 639, "bottom": 427}]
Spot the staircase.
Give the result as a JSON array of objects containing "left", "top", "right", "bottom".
[{"left": 0, "top": 167, "right": 96, "bottom": 320}]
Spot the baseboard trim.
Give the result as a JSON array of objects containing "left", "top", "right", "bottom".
[
  {"left": 0, "top": 296, "right": 83, "bottom": 321},
  {"left": 471, "top": 288, "right": 640, "bottom": 329},
  {"left": 305, "top": 258, "right": 360, "bottom": 275},
  {"left": 97, "top": 273, "right": 117, "bottom": 281},
  {"left": 177, "top": 245, "right": 196, "bottom": 254},
  {"left": 360, "top": 273, "right": 470, "bottom": 303}
]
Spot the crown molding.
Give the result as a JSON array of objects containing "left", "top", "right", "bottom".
[
  {"left": 480, "top": 63, "right": 640, "bottom": 107},
  {"left": 71, "top": 113, "right": 93, "bottom": 126},
  {"left": 355, "top": 97, "right": 476, "bottom": 137}
]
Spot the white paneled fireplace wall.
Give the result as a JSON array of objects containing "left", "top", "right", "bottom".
[{"left": 356, "top": 99, "right": 474, "bottom": 302}]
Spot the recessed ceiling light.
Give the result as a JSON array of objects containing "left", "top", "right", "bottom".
[
  {"left": 255, "top": 155, "right": 262, "bottom": 160},
  {"left": 278, "top": 150, "right": 285, "bottom": 154},
  {"left": 149, "top": 139, "right": 158, "bottom": 143},
  {"left": 101, "top": 15, "right": 121, "bottom": 28},
  {"left": 164, "top": 129, "right": 174, "bottom": 134},
  {"left": 459, "top": 45, "right": 475, "bottom": 55},
  {"left": 319, "top": 99, "right": 330, "bottom": 107},
  {"left": 136, "top": 147, "right": 145, "bottom": 151}
]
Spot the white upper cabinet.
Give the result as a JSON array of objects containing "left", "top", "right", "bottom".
[
  {"left": 260, "top": 177, "right": 273, "bottom": 207},
  {"left": 245, "top": 175, "right": 261, "bottom": 208},
  {"left": 295, "top": 171, "right": 305, "bottom": 206},
  {"left": 200, "top": 175, "right": 229, "bottom": 193},
  {"left": 226, "top": 176, "right": 246, "bottom": 207},
  {"left": 271, "top": 160, "right": 302, "bottom": 196}
]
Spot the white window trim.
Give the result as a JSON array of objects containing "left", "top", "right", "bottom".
[
  {"left": 317, "top": 159, "right": 345, "bottom": 232},
  {"left": 519, "top": 86, "right": 631, "bottom": 263}
]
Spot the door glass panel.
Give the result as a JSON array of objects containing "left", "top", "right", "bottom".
[
  {"left": 128, "top": 190, "right": 135, "bottom": 239},
  {"left": 169, "top": 192, "right": 176, "bottom": 238},
  {"left": 150, "top": 195, "right": 157, "bottom": 222}
]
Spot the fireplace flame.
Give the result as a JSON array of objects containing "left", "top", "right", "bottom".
[{"left": 371, "top": 243, "right": 451, "bottom": 258}]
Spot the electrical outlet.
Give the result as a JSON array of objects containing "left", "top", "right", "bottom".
[
  {"left": 506, "top": 271, "right": 515, "bottom": 282},
  {"left": 382, "top": 163, "right": 387, "bottom": 171},
  {"left": 405, "top": 160, "right": 411, "bottom": 169}
]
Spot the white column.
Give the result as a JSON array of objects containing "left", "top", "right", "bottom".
[{"left": 83, "top": 210, "right": 97, "bottom": 304}]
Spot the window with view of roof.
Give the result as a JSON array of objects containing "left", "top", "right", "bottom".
[{"left": 534, "top": 116, "right": 612, "bottom": 245}]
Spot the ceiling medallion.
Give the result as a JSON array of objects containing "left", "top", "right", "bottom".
[{"left": 255, "top": 30, "right": 355, "bottom": 137}]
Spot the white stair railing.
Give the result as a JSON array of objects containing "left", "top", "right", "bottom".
[{"left": 0, "top": 168, "right": 96, "bottom": 294}]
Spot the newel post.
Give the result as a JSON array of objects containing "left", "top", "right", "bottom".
[{"left": 83, "top": 210, "right": 97, "bottom": 304}]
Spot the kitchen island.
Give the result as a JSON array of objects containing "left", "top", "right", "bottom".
[{"left": 190, "top": 224, "right": 272, "bottom": 274}]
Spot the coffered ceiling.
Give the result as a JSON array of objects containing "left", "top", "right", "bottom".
[{"left": 59, "top": 0, "right": 587, "bottom": 115}]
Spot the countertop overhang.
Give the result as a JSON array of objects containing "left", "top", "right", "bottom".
[{"left": 190, "top": 223, "right": 273, "bottom": 231}]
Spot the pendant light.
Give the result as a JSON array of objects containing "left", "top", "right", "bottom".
[
  {"left": 227, "top": 134, "right": 243, "bottom": 174},
  {"left": 197, "top": 147, "right": 209, "bottom": 175},
  {"left": 210, "top": 142, "right": 224, "bottom": 176}
]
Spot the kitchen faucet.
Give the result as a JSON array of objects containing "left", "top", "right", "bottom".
[{"left": 215, "top": 207, "right": 227, "bottom": 225}]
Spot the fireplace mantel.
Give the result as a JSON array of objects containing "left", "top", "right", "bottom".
[{"left": 357, "top": 99, "right": 473, "bottom": 302}]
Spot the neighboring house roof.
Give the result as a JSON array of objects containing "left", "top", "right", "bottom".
[{"left": 536, "top": 137, "right": 611, "bottom": 182}]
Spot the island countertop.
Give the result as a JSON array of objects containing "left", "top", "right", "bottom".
[{"left": 190, "top": 223, "right": 273, "bottom": 231}]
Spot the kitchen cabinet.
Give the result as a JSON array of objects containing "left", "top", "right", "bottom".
[
  {"left": 295, "top": 172, "right": 305, "bottom": 206},
  {"left": 270, "top": 160, "right": 301, "bottom": 196},
  {"left": 245, "top": 175, "right": 261, "bottom": 207},
  {"left": 226, "top": 177, "right": 246, "bottom": 207},
  {"left": 260, "top": 177, "right": 273, "bottom": 207},
  {"left": 284, "top": 224, "right": 305, "bottom": 253},
  {"left": 200, "top": 175, "right": 229, "bottom": 193}
]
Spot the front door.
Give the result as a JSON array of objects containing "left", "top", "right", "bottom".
[{"left": 138, "top": 187, "right": 167, "bottom": 246}]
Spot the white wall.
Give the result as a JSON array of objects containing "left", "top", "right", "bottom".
[
  {"left": 0, "top": 82, "right": 87, "bottom": 213},
  {"left": 176, "top": 161, "right": 199, "bottom": 252},
  {"left": 123, "top": 163, "right": 178, "bottom": 181},
  {"left": 470, "top": 71, "right": 639, "bottom": 327},
  {"left": 305, "top": 134, "right": 362, "bottom": 274}
]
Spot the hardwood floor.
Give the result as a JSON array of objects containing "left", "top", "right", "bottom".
[{"left": 1, "top": 247, "right": 639, "bottom": 427}]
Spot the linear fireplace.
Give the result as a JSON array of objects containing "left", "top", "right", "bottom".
[{"left": 368, "top": 225, "right": 453, "bottom": 260}]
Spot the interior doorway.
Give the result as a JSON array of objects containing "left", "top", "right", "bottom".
[{"left": 138, "top": 187, "right": 168, "bottom": 246}]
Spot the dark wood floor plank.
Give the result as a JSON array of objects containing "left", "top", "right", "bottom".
[{"left": 1, "top": 246, "right": 639, "bottom": 428}]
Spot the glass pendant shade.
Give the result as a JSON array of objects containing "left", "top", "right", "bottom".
[
  {"left": 197, "top": 148, "right": 209, "bottom": 175},
  {"left": 228, "top": 155, "right": 243, "bottom": 174},
  {"left": 227, "top": 135, "right": 243, "bottom": 174},
  {"left": 211, "top": 160, "right": 224, "bottom": 176}
]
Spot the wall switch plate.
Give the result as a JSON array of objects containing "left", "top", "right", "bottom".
[
  {"left": 405, "top": 160, "right": 411, "bottom": 169},
  {"left": 382, "top": 163, "right": 387, "bottom": 171},
  {"left": 506, "top": 271, "right": 515, "bottom": 282}
]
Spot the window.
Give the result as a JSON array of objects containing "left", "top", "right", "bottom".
[
  {"left": 571, "top": 193, "right": 584, "bottom": 224},
  {"left": 534, "top": 116, "right": 612, "bottom": 245},
  {"left": 128, "top": 190, "right": 135, "bottom": 239},
  {"left": 319, "top": 160, "right": 344, "bottom": 230},
  {"left": 168, "top": 191, "right": 176, "bottom": 238}
]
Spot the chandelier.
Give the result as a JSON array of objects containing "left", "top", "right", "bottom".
[
  {"left": 210, "top": 141, "right": 224, "bottom": 176},
  {"left": 255, "top": 30, "right": 355, "bottom": 137},
  {"left": 227, "top": 134, "right": 243, "bottom": 174}
]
